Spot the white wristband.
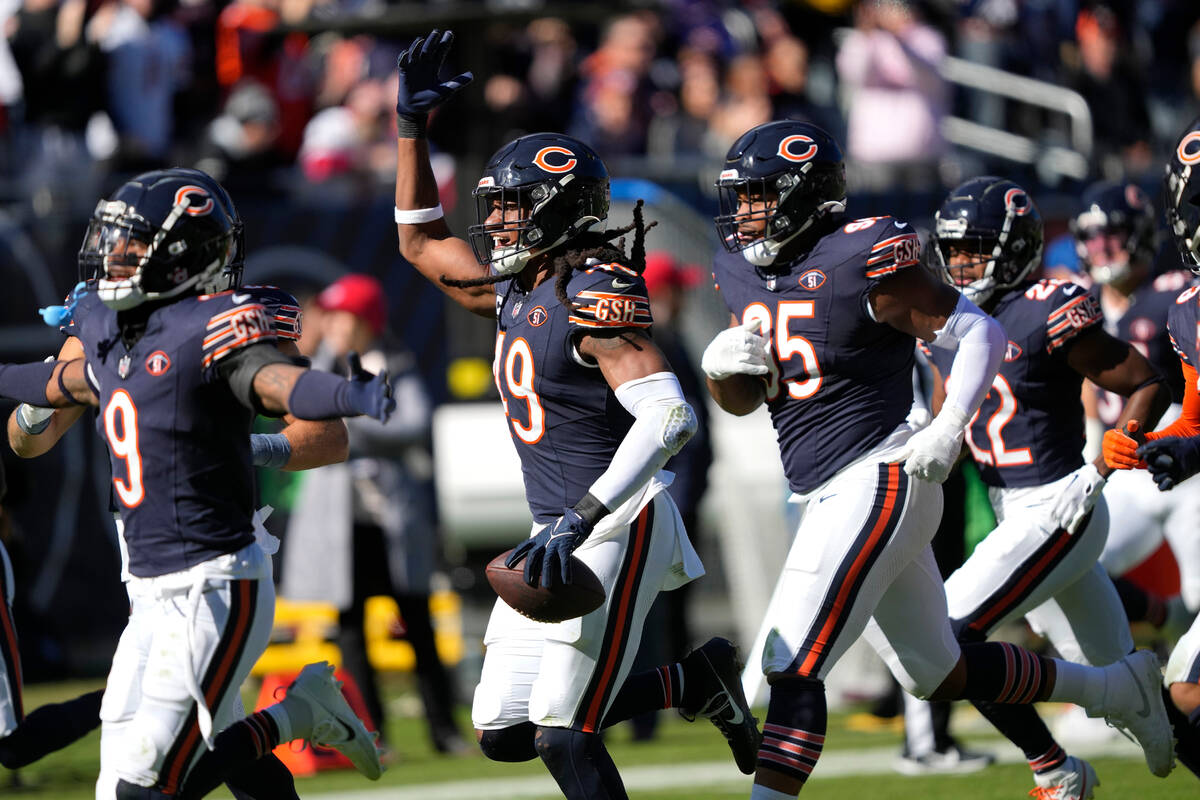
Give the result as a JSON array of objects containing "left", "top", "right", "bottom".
[{"left": 394, "top": 204, "right": 444, "bottom": 224}]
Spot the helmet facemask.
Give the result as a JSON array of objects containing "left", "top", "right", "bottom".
[
  {"left": 1165, "top": 163, "right": 1200, "bottom": 275},
  {"left": 467, "top": 174, "right": 606, "bottom": 276},
  {"left": 714, "top": 164, "right": 845, "bottom": 268},
  {"left": 80, "top": 194, "right": 236, "bottom": 311}
]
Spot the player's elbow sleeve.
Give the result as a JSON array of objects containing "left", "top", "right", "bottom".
[{"left": 659, "top": 401, "right": 697, "bottom": 456}]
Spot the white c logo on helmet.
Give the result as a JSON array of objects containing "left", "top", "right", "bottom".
[
  {"left": 1177, "top": 132, "right": 1200, "bottom": 166},
  {"left": 174, "top": 186, "right": 214, "bottom": 216},
  {"left": 1004, "top": 187, "right": 1031, "bottom": 216},
  {"left": 532, "top": 146, "right": 577, "bottom": 173},
  {"left": 778, "top": 135, "right": 817, "bottom": 162}
]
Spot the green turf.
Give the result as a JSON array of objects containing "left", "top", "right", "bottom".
[{"left": 5, "top": 677, "right": 1196, "bottom": 798}]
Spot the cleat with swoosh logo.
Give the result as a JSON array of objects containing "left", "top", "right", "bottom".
[
  {"left": 1093, "top": 650, "right": 1174, "bottom": 778},
  {"left": 287, "top": 661, "right": 384, "bottom": 780},
  {"left": 679, "top": 637, "right": 762, "bottom": 774},
  {"left": 1030, "top": 755, "right": 1098, "bottom": 799}
]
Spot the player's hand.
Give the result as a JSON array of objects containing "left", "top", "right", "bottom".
[
  {"left": 701, "top": 320, "right": 769, "bottom": 380},
  {"left": 395, "top": 29, "right": 474, "bottom": 119},
  {"left": 1137, "top": 437, "right": 1200, "bottom": 491},
  {"left": 1102, "top": 420, "right": 1146, "bottom": 470},
  {"left": 505, "top": 508, "right": 593, "bottom": 588},
  {"left": 345, "top": 351, "right": 396, "bottom": 423},
  {"left": 896, "top": 407, "right": 967, "bottom": 483},
  {"left": 1049, "top": 463, "right": 1106, "bottom": 533}
]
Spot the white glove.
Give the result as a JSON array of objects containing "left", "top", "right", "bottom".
[
  {"left": 701, "top": 320, "right": 770, "bottom": 380},
  {"left": 1049, "top": 463, "right": 1106, "bottom": 534},
  {"left": 896, "top": 407, "right": 969, "bottom": 483}
]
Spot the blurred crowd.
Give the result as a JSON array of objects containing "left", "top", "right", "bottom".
[{"left": 2, "top": 0, "right": 1200, "bottom": 220}]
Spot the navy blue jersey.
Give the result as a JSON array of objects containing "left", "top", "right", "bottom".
[
  {"left": 1092, "top": 272, "right": 1191, "bottom": 425},
  {"left": 1169, "top": 282, "right": 1200, "bottom": 370},
  {"left": 71, "top": 286, "right": 299, "bottom": 577},
  {"left": 493, "top": 261, "right": 649, "bottom": 522},
  {"left": 712, "top": 216, "right": 922, "bottom": 494},
  {"left": 925, "top": 279, "right": 1101, "bottom": 488}
]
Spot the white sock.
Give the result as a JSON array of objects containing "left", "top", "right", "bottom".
[
  {"left": 750, "top": 784, "right": 797, "bottom": 800},
  {"left": 265, "top": 701, "right": 299, "bottom": 742},
  {"left": 1047, "top": 659, "right": 1106, "bottom": 714}
]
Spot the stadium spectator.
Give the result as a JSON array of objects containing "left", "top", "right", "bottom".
[
  {"left": 836, "top": 0, "right": 949, "bottom": 191},
  {"left": 282, "top": 273, "right": 468, "bottom": 757}
]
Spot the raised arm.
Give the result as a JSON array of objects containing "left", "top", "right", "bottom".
[{"left": 392, "top": 30, "right": 494, "bottom": 317}]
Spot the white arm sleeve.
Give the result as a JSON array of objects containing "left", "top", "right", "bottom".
[
  {"left": 587, "top": 372, "right": 698, "bottom": 512},
  {"left": 932, "top": 292, "right": 1005, "bottom": 418}
]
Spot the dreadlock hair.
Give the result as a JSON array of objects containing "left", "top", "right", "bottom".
[{"left": 440, "top": 200, "right": 658, "bottom": 311}]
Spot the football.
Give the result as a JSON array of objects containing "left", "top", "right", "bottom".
[{"left": 486, "top": 549, "right": 606, "bottom": 623}]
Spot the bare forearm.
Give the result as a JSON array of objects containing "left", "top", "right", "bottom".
[
  {"left": 251, "top": 363, "right": 304, "bottom": 415},
  {"left": 279, "top": 417, "right": 348, "bottom": 470},
  {"left": 1098, "top": 381, "right": 1171, "bottom": 477},
  {"left": 706, "top": 374, "right": 766, "bottom": 416},
  {"left": 7, "top": 404, "right": 87, "bottom": 457}
]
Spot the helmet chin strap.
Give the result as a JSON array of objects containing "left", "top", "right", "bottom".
[{"left": 741, "top": 200, "right": 845, "bottom": 267}]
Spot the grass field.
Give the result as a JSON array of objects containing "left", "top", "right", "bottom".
[{"left": 5, "top": 676, "right": 1196, "bottom": 798}]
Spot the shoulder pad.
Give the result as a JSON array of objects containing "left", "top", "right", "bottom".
[
  {"left": 241, "top": 285, "right": 302, "bottom": 341},
  {"left": 568, "top": 263, "right": 652, "bottom": 331},
  {"left": 1044, "top": 281, "right": 1101, "bottom": 353},
  {"left": 202, "top": 301, "right": 277, "bottom": 368},
  {"left": 846, "top": 217, "right": 920, "bottom": 279}
]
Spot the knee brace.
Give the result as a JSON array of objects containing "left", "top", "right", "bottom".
[{"left": 478, "top": 722, "right": 538, "bottom": 762}]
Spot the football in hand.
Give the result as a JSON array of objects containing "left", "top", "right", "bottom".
[{"left": 486, "top": 549, "right": 606, "bottom": 623}]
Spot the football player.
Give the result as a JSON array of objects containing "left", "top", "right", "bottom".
[
  {"left": 393, "top": 29, "right": 760, "bottom": 799},
  {"left": 4, "top": 171, "right": 350, "bottom": 798},
  {"left": 1103, "top": 115, "right": 1200, "bottom": 777},
  {"left": 1072, "top": 181, "right": 1200, "bottom": 630},
  {"left": 0, "top": 167, "right": 394, "bottom": 798},
  {"left": 0, "top": 457, "right": 108, "bottom": 772},
  {"left": 914, "top": 176, "right": 1170, "bottom": 798},
  {"left": 700, "top": 120, "right": 1174, "bottom": 798}
]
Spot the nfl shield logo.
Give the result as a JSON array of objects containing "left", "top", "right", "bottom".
[{"left": 118, "top": 354, "right": 132, "bottom": 379}]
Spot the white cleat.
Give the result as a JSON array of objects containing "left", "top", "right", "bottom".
[
  {"left": 1093, "top": 650, "right": 1174, "bottom": 778},
  {"left": 287, "top": 661, "right": 384, "bottom": 780},
  {"left": 1030, "top": 755, "right": 1099, "bottom": 799}
]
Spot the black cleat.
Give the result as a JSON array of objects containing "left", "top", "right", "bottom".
[{"left": 680, "top": 637, "right": 762, "bottom": 774}]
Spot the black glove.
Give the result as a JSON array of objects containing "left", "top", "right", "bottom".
[
  {"left": 395, "top": 29, "right": 474, "bottom": 138},
  {"left": 1137, "top": 436, "right": 1200, "bottom": 491},
  {"left": 506, "top": 507, "right": 593, "bottom": 588},
  {"left": 345, "top": 351, "right": 395, "bottom": 423}
]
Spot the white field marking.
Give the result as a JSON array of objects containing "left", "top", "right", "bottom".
[{"left": 304, "top": 737, "right": 1142, "bottom": 800}]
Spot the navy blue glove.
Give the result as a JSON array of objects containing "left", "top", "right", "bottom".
[
  {"left": 395, "top": 29, "right": 473, "bottom": 136},
  {"left": 505, "top": 508, "right": 593, "bottom": 588},
  {"left": 1137, "top": 436, "right": 1200, "bottom": 491},
  {"left": 346, "top": 351, "right": 395, "bottom": 423}
]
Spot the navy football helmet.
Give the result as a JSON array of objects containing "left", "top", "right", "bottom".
[
  {"left": 931, "top": 176, "right": 1043, "bottom": 306},
  {"left": 467, "top": 133, "right": 610, "bottom": 275},
  {"left": 1071, "top": 180, "right": 1156, "bottom": 285},
  {"left": 1164, "top": 116, "right": 1200, "bottom": 275},
  {"left": 714, "top": 120, "right": 847, "bottom": 267},
  {"left": 79, "top": 168, "right": 244, "bottom": 310}
]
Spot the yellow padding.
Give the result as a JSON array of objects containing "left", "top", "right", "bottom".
[{"left": 251, "top": 591, "right": 463, "bottom": 677}]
